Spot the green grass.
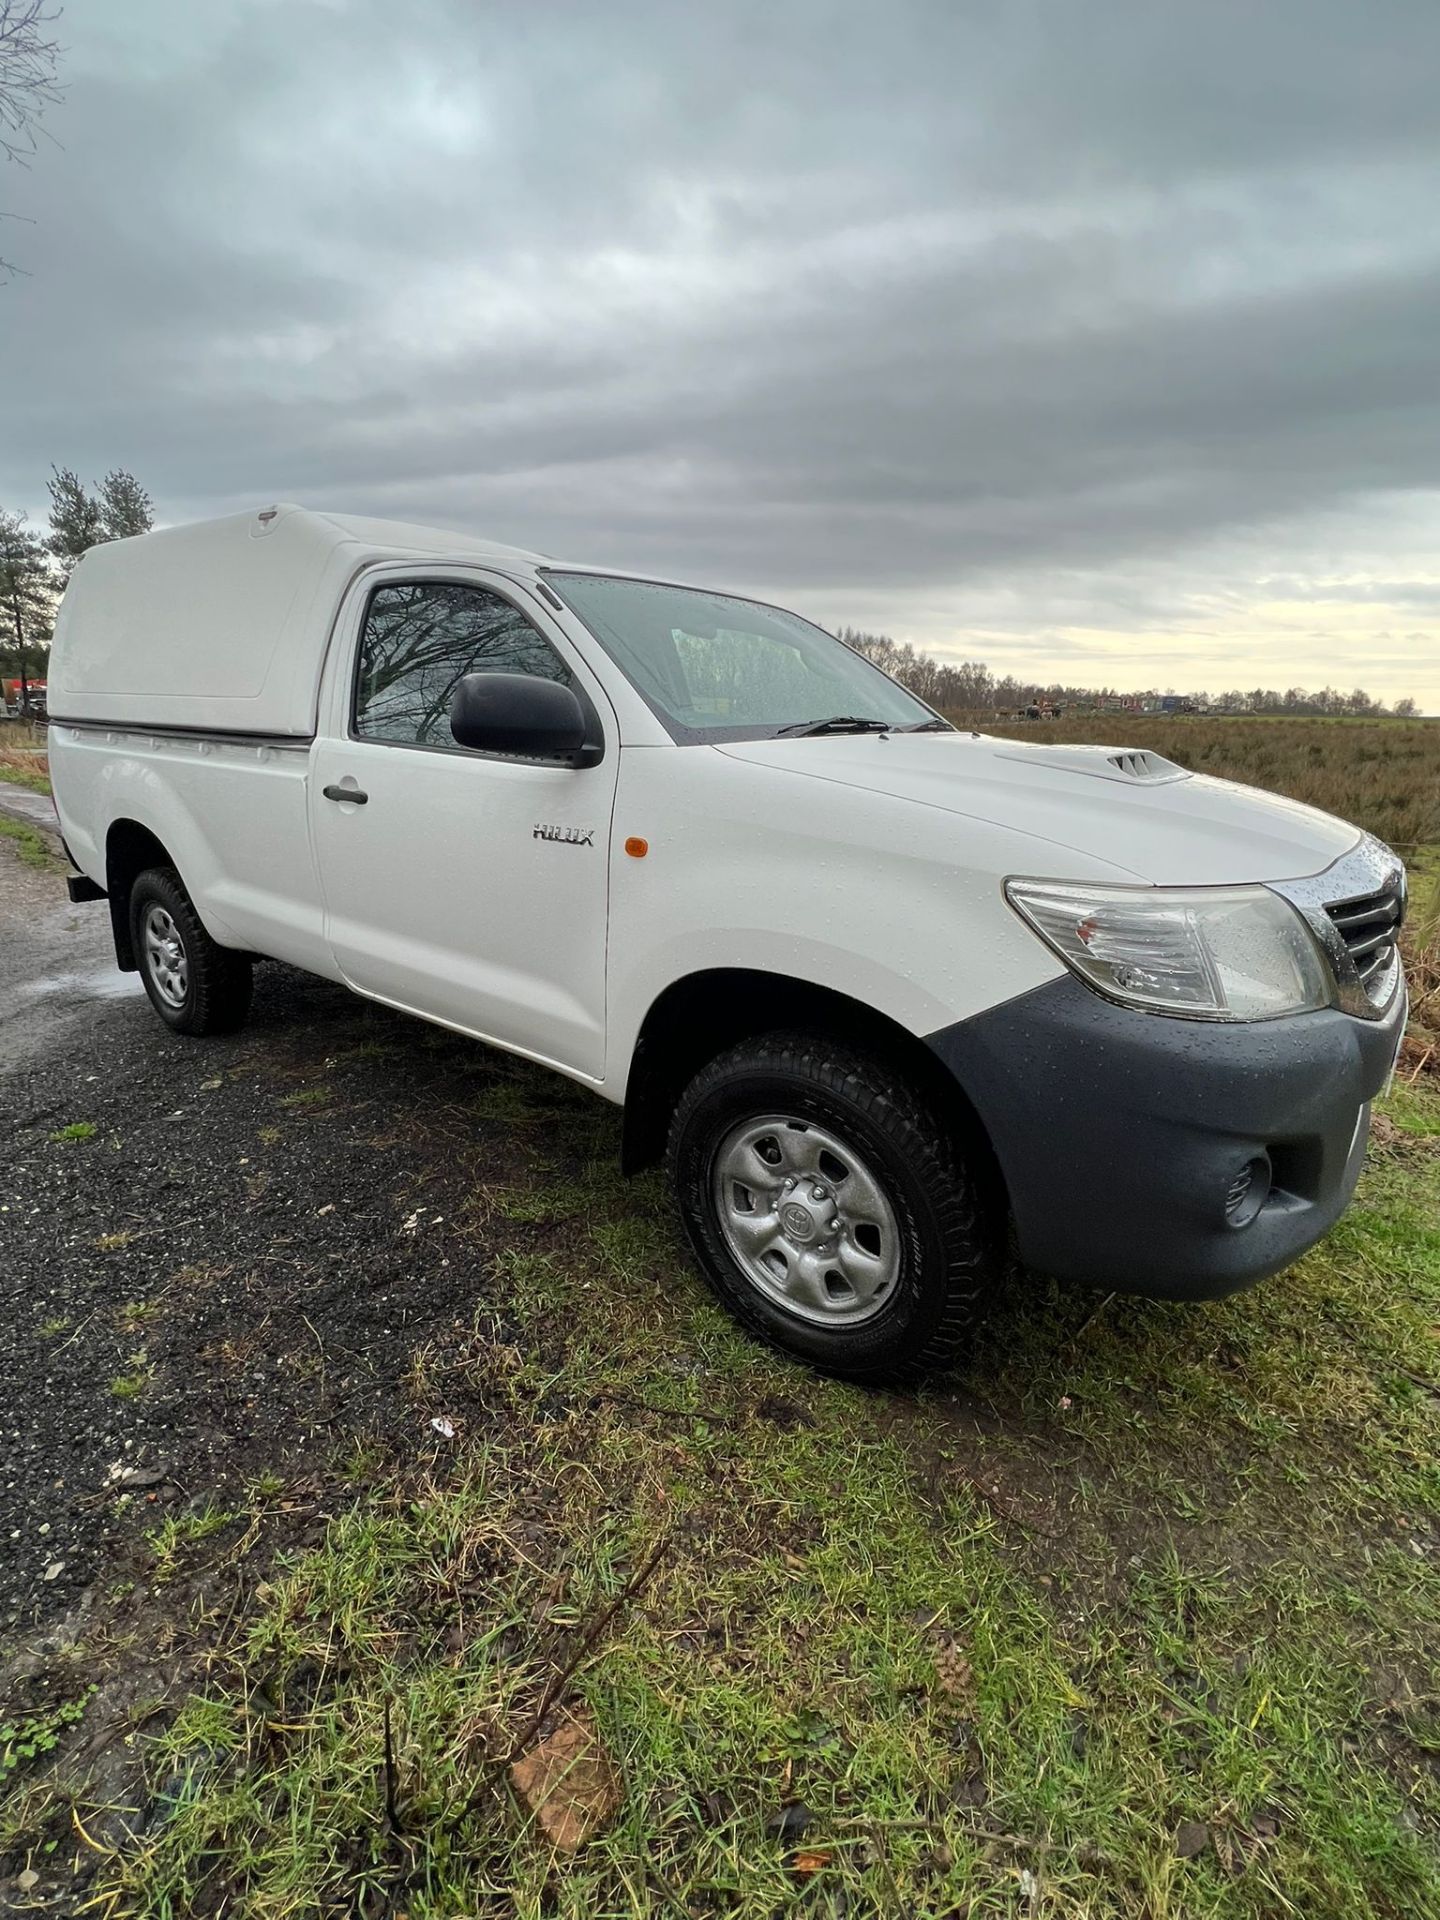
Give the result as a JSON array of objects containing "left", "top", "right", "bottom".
[
  {"left": 147, "top": 1505, "right": 238, "bottom": 1582},
  {"left": 471, "top": 1078, "right": 545, "bottom": 1125},
  {"left": 2, "top": 1691, "right": 93, "bottom": 1786},
  {"left": 91, "top": 1075, "right": 1440, "bottom": 1918},
  {"left": 0, "top": 760, "right": 52, "bottom": 796},
  {"left": 109, "top": 1354, "right": 153, "bottom": 1399},
  {"left": 278, "top": 1084, "right": 333, "bottom": 1110},
  {"left": 48, "top": 1121, "right": 96, "bottom": 1143},
  {"left": 0, "top": 814, "right": 60, "bottom": 872}
]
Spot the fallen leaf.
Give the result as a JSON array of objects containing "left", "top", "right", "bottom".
[
  {"left": 929, "top": 1630, "right": 977, "bottom": 1712},
  {"left": 1174, "top": 1820, "right": 1210, "bottom": 1859},
  {"left": 510, "top": 1710, "right": 620, "bottom": 1850},
  {"left": 791, "top": 1849, "right": 834, "bottom": 1876},
  {"left": 953, "top": 1768, "right": 988, "bottom": 1809},
  {"left": 1369, "top": 1112, "right": 1400, "bottom": 1150},
  {"left": 767, "top": 1801, "right": 814, "bottom": 1842}
]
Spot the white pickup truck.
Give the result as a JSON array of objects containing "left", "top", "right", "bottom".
[{"left": 47, "top": 506, "right": 1407, "bottom": 1378}]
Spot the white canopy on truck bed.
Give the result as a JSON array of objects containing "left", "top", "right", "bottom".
[{"left": 48, "top": 505, "right": 546, "bottom": 737}]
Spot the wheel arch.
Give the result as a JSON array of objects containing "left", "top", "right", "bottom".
[
  {"left": 105, "top": 818, "right": 176, "bottom": 969},
  {"left": 621, "top": 966, "right": 1006, "bottom": 1205}
]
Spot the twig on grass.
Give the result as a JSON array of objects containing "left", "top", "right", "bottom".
[
  {"left": 591, "top": 1388, "right": 745, "bottom": 1431},
  {"left": 645, "top": 1868, "right": 694, "bottom": 1917},
  {"left": 865, "top": 1820, "right": 908, "bottom": 1909},
  {"left": 1064, "top": 1290, "right": 1118, "bottom": 1350},
  {"left": 383, "top": 1695, "right": 402, "bottom": 1837},
  {"left": 449, "top": 1529, "right": 673, "bottom": 1832},
  {"left": 499, "top": 1531, "right": 673, "bottom": 1768}
]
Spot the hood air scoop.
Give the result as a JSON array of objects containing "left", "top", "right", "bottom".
[{"left": 992, "top": 741, "right": 1190, "bottom": 787}]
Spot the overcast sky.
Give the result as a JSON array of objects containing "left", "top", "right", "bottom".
[{"left": 4, "top": 0, "right": 1440, "bottom": 705}]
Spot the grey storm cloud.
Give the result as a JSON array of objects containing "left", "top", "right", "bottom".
[{"left": 4, "top": 0, "right": 1440, "bottom": 698}]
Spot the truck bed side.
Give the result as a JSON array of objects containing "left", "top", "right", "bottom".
[{"left": 49, "top": 725, "right": 336, "bottom": 980}]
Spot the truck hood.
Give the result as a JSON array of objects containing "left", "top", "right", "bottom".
[{"left": 714, "top": 732, "right": 1361, "bottom": 885}]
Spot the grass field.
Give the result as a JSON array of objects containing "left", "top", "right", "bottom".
[
  {"left": 2, "top": 717, "right": 1438, "bottom": 1918},
  {"left": 0, "top": 743, "right": 53, "bottom": 797}
]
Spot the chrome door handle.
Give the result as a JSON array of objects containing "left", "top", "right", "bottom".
[{"left": 322, "top": 783, "right": 368, "bottom": 805}]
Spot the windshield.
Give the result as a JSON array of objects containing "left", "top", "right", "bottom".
[{"left": 546, "top": 572, "right": 945, "bottom": 742}]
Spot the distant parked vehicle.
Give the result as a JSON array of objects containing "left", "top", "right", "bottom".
[
  {"left": 46, "top": 507, "right": 1408, "bottom": 1379},
  {"left": 1, "top": 679, "right": 47, "bottom": 720}
]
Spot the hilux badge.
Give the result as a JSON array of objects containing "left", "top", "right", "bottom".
[{"left": 533, "top": 823, "right": 595, "bottom": 847}]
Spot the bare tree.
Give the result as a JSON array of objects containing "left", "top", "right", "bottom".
[
  {"left": 0, "top": 0, "right": 61, "bottom": 163},
  {"left": 1, "top": 1, "right": 63, "bottom": 276}
]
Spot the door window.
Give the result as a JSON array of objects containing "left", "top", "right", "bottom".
[{"left": 354, "top": 581, "right": 573, "bottom": 748}]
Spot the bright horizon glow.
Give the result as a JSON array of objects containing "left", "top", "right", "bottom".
[{"left": 3, "top": 2, "right": 1439, "bottom": 712}]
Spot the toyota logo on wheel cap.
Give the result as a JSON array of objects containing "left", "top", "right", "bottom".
[{"left": 781, "top": 1201, "right": 816, "bottom": 1240}]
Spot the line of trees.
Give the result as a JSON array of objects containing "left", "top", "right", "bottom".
[
  {"left": 0, "top": 467, "right": 153, "bottom": 708},
  {"left": 1, "top": 505, "right": 1422, "bottom": 722},
  {"left": 837, "top": 628, "right": 1421, "bottom": 720}
]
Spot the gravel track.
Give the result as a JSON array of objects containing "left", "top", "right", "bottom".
[{"left": 0, "top": 847, "right": 529, "bottom": 1635}]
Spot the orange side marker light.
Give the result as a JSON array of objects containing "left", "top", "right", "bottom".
[{"left": 624, "top": 836, "right": 649, "bottom": 859}]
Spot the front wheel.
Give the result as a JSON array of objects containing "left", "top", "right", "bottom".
[
  {"left": 129, "top": 866, "right": 253, "bottom": 1036},
  {"left": 666, "top": 1032, "right": 999, "bottom": 1381}
]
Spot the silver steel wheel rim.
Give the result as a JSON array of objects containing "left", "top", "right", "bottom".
[
  {"left": 142, "top": 904, "right": 189, "bottom": 1008},
  {"left": 711, "top": 1114, "right": 901, "bottom": 1326}
]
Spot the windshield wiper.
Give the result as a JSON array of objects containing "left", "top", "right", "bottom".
[
  {"left": 903, "top": 719, "right": 952, "bottom": 733},
  {"left": 774, "top": 715, "right": 895, "bottom": 738}
]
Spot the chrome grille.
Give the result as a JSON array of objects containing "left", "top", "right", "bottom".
[
  {"left": 1325, "top": 881, "right": 1404, "bottom": 1005},
  {"left": 1270, "top": 835, "right": 1407, "bottom": 1021}
]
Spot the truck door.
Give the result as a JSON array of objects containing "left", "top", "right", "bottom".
[{"left": 309, "top": 569, "right": 618, "bottom": 1083}]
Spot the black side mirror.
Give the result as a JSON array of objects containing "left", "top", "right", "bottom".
[{"left": 449, "top": 673, "right": 596, "bottom": 763}]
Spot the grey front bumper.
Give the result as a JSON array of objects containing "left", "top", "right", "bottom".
[{"left": 927, "top": 974, "right": 1405, "bottom": 1300}]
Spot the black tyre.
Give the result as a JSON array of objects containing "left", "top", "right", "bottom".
[
  {"left": 667, "top": 1031, "right": 999, "bottom": 1381},
  {"left": 129, "top": 866, "right": 253, "bottom": 1037}
]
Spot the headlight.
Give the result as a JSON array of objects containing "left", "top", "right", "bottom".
[{"left": 1004, "top": 878, "right": 1333, "bottom": 1021}]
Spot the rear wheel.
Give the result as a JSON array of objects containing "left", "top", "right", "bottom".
[
  {"left": 667, "top": 1032, "right": 999, "bottom": 1381},
  {"left": 129, "top": 866, "right": 252, "bottom": 1036}
]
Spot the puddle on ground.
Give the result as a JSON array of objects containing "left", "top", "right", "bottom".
[{"left": 10, "top": 968, "right": 147, "bottom": 1004}]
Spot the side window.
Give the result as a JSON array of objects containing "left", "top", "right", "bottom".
[{"left": 354, "top": 581, "right": 573, "bottom": 748}]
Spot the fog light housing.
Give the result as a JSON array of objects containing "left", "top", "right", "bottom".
[{"left": 1225, "top": 1154, "right": 1271, "bottom": 1228}]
